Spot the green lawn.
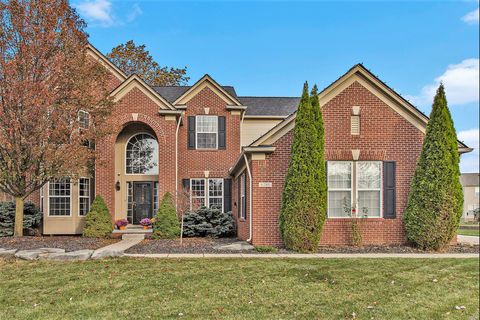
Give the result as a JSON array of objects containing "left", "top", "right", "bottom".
[
  {"left": 0, "top": 258, "right": 479, "bottom": 319},
  {"left": 458, "top": 228, "right": 480, "bottom": 236}
]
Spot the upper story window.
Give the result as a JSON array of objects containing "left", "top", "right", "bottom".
[
  {"left": 78, "top": 110, "right": 90, "bottom": 129},
  {"left": 196, "top": 116, "right": 218, "bottom": 149},
  {"left": 327, "top": 161, "right": 382, "bottom": 218},
  {"left": 48, "top": 178, "right": 71, "bottom": 216},
  {"left": 126, "top": 133, "right": 159, "bottom": 175}
]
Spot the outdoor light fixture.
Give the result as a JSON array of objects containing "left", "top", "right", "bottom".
[{"left": 115, "top": 180, "right": 121, "bottom": 191}]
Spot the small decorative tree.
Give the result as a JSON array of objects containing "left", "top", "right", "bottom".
[
  {"left": 176, "top": 188, "right": 192, "bottom": 244},
  {"left": 280, "top": 83, "right": 327, "bottom": 252},
  {"left": 403, "top": 84, "right": 463, "bottom": 250},
  {"left": 152, "top": 192, "right": 180, "bottom": 239},
  {"left": 83, "top": 196, "right": 113, "bottom": 238}
]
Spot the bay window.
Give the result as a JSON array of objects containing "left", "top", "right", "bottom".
[
  {"left": 78, "top": 178, "right": 90, "bottom": 216},
  {"left": 48, "top": 179, "right": 71, "bottom": 216},
  {"left": 190, "top": 178, "right": 224, "bottom": 211},
  {"left": 327, "top": 161, "right": 382, "bottom": 218}
]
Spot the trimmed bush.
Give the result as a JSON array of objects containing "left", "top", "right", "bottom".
[
  {"left": 183, "top": 207, "right": 235, "bottom": 238},
  {"left": 403, "top": 84, "right": 463, "bottom": 250},
  {"left": 280, "top": 83, "right": 327, "bottom": 252},
  {"left": 83, "top": 196, "right": 113, "bottom": 238},
  {"left": 0, "top": 201, "right": 42, "bottom": 237},
  {"left": 152, "top": 192, "right": 180, "bottom": 239}
]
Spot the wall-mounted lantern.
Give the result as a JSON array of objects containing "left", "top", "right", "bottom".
[{"left": 115, "top": 181, "right": 121, "bottom": 191}]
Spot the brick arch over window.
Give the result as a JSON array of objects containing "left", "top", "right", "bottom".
[{"left": 95, "top": 112, "right": 177, "bottom": 218}]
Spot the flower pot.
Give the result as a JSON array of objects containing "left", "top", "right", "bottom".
[
  {"left": 143, "top": 226, "right": 149, "bottom": 230},
  {"left": 119, "top": 226, "right": 126, "bottom": 231}
]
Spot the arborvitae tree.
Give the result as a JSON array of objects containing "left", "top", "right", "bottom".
[
  {"left": 403, "top": 84, "right": 463, "bottom": 250},
  {"left": 279, "top": 82, "right": 327, "bottom": 252},
  {"left": 152, "top": 192, "right": 180, "bottom": 239},
  {"left": 83, "top": 196, "right": 113, "bottom": 238}
]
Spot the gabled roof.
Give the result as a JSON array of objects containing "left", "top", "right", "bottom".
[
  {"left": 250, "top": 64, "right": 472, "bottom": 153},
  {"left": 239, "top": 97, "right": 300, "bottom": 116},
  {"left": 172, "top": 74, "right": 243, "bottom": 106},
  {"left": 86, "top": 44, "right": 127, "bottom": 82},
  {"left": 109, "top": 74, "right": 175, "bottom": 110},
  {"left": 153, "top": 86, "right": 238, "bottom": 104}
]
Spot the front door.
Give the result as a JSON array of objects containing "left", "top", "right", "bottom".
[{"left": 133, "top": 182, "right": 153, "bottom": 224}]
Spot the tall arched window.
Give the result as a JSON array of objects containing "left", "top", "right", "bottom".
[{"left": 126, "top": 133, "right": 159, "bottom": 175}]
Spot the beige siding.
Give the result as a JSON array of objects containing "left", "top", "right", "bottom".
[
  {"left": 241, "top": 119, "right": 283, "bottom": 146},
  {"left": 463, "top": 186, "right": 480, "bottom": 221}
]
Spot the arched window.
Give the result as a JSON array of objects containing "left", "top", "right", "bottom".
[{"left": 126, "top": 133, "right": 159, "bottom": 175}]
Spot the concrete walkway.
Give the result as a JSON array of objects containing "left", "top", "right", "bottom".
[
  {"left": 457, "top": 235, "right": 479, "bottom": 245},
  {"left": 125, "top": 252, "right": 479, "bottom": 259},
  {"left": 91, "top": 234, "right": 144, "bottom": 259}
]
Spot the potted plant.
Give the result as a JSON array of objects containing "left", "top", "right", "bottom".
[
  {"left": 140, "top": 218, "right": 152, "bottom": 230},
  {"left": 115, "top": 219, "right": 128, "bottom": 230}
]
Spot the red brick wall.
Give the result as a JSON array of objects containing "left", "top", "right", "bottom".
[
  {"left": 95, "top": 87, "right": 176, "bottom": 218},
  {"left": 249, "top": 81, "right": 425, "bottom": 246},
  {"left": 177, "top": 86, "right": 241, "bottom": 185}
]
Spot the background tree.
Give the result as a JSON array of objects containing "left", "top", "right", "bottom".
[
  {"left": 279, "top": 82, "right": 327, "bottom": 252},
  {"left": 0, "top": 0, "right": 114, "bottom": 236},
  {"left": 403, "top": 84, "right": 463, "bottom": 250},
  {"left": 107, "top": 40, "right": 189, "bottom": 86}
]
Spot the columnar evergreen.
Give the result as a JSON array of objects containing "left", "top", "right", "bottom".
[
  {"left": 403, "top": 84, "right": 463, "bottom": 250},
  {"left": 279, "top": 82, "right": 327, "bottom": 252}
]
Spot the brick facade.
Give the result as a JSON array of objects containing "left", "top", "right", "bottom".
[{"left": 235, "top": 81, "right": 425, "bottom": 246}]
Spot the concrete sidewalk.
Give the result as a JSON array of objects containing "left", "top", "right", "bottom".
[{"left": 124, "top": 252, "right": 479, "bottom": 259}]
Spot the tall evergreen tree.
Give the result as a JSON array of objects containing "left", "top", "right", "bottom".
[
  {"left": 403, "top": 84, "right": 463, "bottom": 250},
  {"left": 279, "top": 82, "right": 327, "bottom": 252}
]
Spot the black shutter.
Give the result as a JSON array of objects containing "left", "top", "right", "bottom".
[
  {"left": 383, "top": 161, "right": 396, "bottom": 219},
  {"left": 182, "top": 179, "right": 190, "bottom": 191},
  {"left": 218, "top": 116, "right": 226, "bottom": 149},
  {"left": 223, "top": 178, "right": 232, "bottom": 212},
  {"left": 188, "top": 116, "right": 196, "bottom": 149}
]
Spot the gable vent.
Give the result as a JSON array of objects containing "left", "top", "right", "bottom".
[{"left": 351, "top": 115, "right": 360, "bottom": 135}]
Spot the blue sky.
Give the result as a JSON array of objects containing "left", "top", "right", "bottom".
[{"left": 74, "top": 0, "right": 479, "bottom": 172}]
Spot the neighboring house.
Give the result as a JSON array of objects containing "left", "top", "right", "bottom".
[
  {"left": 26, "top": 45, "right": 471, "bottom": 245},
  {"left": 460, "top": 173, "right": 480, "bottom": 221}
]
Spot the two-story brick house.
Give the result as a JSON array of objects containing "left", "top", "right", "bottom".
[{"left": 35, "top": 45, "right": 471, "bottom": 246}]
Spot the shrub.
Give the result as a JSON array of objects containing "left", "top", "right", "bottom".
[
  {"left": 0, "top": 201, "right": 42, "bottom": 237},
  {"left": 254, "top": 246, "right": 278, "bottom": 253},
  {"left": 280, "top": 83, "right": 327, "bottom": 252},
  {"left": 152, "top": 192, "right": 180, "bottom": 239},
  {"left": 83, "top": 196, "right": 113, "bottom": 238},
  {"left": 183, "top": 207, "right": 235, "bottom": 238},
  {"left": 403, "top": 84, "right": 463, "bottom": 250}
]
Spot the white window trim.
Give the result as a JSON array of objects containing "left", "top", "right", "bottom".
[
  {"left": 78, "top": 177, "right": 90, "bottom": 217},
  {"left": 195, "top": 116, "right": 218, "bottom": 150},
  {"left": 78, "top": 110, "right": 90, "bottom": 129},
  {"left": 189, "top": 178, "right": 224, "bottom": 212},
  {"left": 39, "top": 184, "right": 44, "bottom": 213},
  {"left": 47, "top": 179, "right": 72, "bottom": 217},
  {"left": 327, "top": 161, "right": 353, "bottom": 219},
  {"left": 125, "top": 132, "right": 159, "bottom": 176},
  {"left": 355, "top": 161, "right": 383, "bottom": 218},
  {"left": 240, "top": 173, "right": 246, "bottom": 220}
]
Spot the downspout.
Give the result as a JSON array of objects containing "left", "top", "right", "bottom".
[
  {"left": 240, "top": 110, "right": 246, "bottom": 152},
  {"left": 175, "top": 113, "right": 183, "bottom": 210},
  {"left": 243, "top": 153, "right": 253, "bottom": 243}
]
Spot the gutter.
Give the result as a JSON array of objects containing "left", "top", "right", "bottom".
[
  {"left": 175, "top": 112, "right": 183, "bottom": 210},
  {"left": 243, "top": 153, "right": 253, "bottom": 243}
]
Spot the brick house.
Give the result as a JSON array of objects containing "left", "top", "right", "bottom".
[{"left": 30, "top": 45, "right": 472, "bottom": 245}]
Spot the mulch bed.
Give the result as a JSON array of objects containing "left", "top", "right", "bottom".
[
  {"left": 0, "top": 236, "right": 119, "bottom": 252},
  {"left": 126, "top": 237, "right": 480, "bottom": 254}
]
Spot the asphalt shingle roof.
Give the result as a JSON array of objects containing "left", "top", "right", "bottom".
[
  {"left": 238, "top": 97, "right": 300, "bottom": 116},
  {"left": 153, "top": 86, "right": 238, "bottom": 104}
]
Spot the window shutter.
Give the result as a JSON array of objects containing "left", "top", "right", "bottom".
[
  {"left": 188, "top": 116, "right": 196, "bottom": 149},
  {"left": 223, "top": 178, "right": 232, "bottom": 212},
  {"left": 383, "top": 161, "right": 396, "bottom": 219},
  {"left": 182, "top": 179, "right": 190, "bottom": 191},
  {"left": 218, "top": 116, "right": 226, "bottom": 149}
]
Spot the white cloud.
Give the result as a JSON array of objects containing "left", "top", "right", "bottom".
[
  {"left": 462, "top": 8, "right": 479, "bottom": 24},
  {"left": 76, "top": 0, "right": 113, "bottom": 26},
  {"left": 127, "top": 3, "right": 143, "bottom": 22},
  {"left": 406, "top": 59, "right": 479, "bottom": 107},
  {"left": 458, "top": 128, "right": 479, "bottom": 173}
]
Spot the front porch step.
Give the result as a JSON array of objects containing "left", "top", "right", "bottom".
[{"left": 111, "top": 225, "right": 152, "bottom": 239}]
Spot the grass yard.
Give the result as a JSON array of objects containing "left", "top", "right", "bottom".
[
  {"left": 0, "top": 258, "right": 478, "bottom": 320},
  {"left": 458, "top": 229, "right": 480, "bottom": 237}
]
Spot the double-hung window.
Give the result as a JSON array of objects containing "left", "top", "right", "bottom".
[
  {"left": 78, "top": 110, "right": 90, "bottom": 129},
  {"left": 190, "top": 178, "right": 224, "bottom": 211},
  {"left": 78, "top": 178, "right": 90, "bottom": 216},
  {"left": 239, "top": 173, "right": 246, "bottom": 219},
  {"left": 196, "top": 116, "right": 218, "bottom": 149},
  {"left": 48, "top": 179, "right": 71, "bottom": 216},
  {"left": 327, "top": 161, "right": 382, "bottom": 218}
]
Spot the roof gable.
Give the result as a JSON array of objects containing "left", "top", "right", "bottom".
[
  {"left": 173, "top": 74, "right": 243, "bottom": 106},
  {"left": 251, "top": 64, "right": 472, "bottom": 153},
  {"left": 86, "top": 44, "right": 127, "bottom": 82},
  {"left": 109, "top": 75, "right": 175, "bottom": 110}
]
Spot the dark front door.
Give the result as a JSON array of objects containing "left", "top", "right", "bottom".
[{"left": 133, "top": 182, "right": 153, "bottom": 224}]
